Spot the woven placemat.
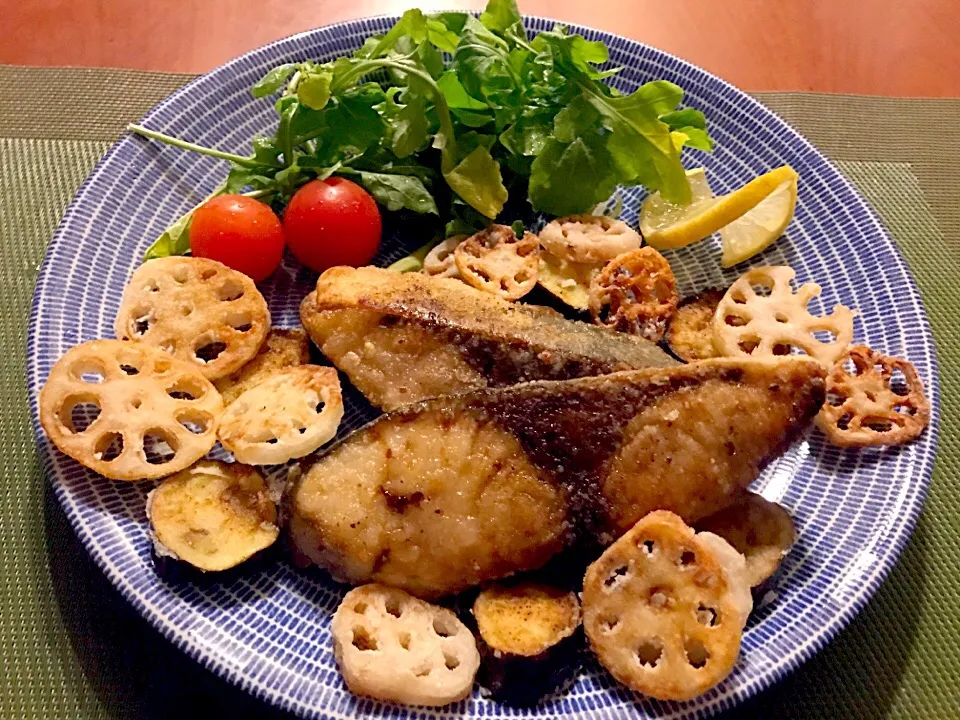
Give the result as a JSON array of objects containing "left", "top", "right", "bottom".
[{"left": 1, "top": 65, "right": 958, "bottom": 719}]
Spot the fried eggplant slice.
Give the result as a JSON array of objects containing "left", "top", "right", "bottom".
[
  {"left": 288, "top": 358, "right": 824, "bottom": 598},
  {"left": 473, "top": 583, "right": 582, "bottom": 706},
  {"left": 665, "top": 288, "right": 724, "bottom": 362},
  {"left": 214, "top": 328, "right": 310, "bottom": 405},
  {"left": 147, "top": 460, "right": 279, "bottom": 572},
  {"left": 300, "top": 266, "right": 676, "bottom": 410}
]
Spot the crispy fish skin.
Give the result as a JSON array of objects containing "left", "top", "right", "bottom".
[
  {"left": 300, "top": 266, "right": 676, "bottom": 410},
  {"left": 289, "top": 358, "right": 824, "bottom": 598}
]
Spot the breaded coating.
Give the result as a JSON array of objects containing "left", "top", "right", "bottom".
[{"left": 288, "top": 358, "right": 824, "bottom": 598}]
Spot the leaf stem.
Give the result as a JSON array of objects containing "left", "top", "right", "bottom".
[{"left": 127, "top": 124, "right": 262, "bottom": 169}]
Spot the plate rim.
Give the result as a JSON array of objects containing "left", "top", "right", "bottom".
[{"left": 24, "top": 13, "right": 941, "bottom": 719}]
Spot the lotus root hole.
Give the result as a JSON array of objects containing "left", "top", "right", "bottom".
[
  {"left": 60, "top": 398, "right": 101, "bottom": 433},
  {"left": 889, "top": 368, "right": 908, "bottom": 395},
  {"left": 201, "top": 268, "right": 217, "bottom": 280},
  {"left": 685, "top": 637, "right": 711, "bottom": 668},
  {"left": 384, "top": 595, "right": 403, "bottom": 618},
  {"left": 696, "top": 604, "right": 719, "bottom": 627},
  {"left": 130, "top": 398, "right": 142, "bottom": 410},
  {"left": 218, "top": 280, "right": 245, "bottom": 301},
  {"left": 414, "top": 665, "right": 432, "bottom": 677},
  {"left": 772, "top": 343, "right": 793, "bottom": 356},
  {"left": 648, "top": 586, "right": 672, "bottom": 609},
  {"left": 72, "top": 360, "right": 107, "bottom": 384},
  {"left": 444, "top": 652, "right": 460, "bottom": 670},
  {"left": 604, "top": 564, "right": 630, "bottom": 589},
  {"left": 826, "top": 391, "right": 846, "bottom": 407},
  {"left": 738, "top": 339, "right": 759, "bottom": 354},
  {"left": 695, "top": 570, "right": 719, "bottom": 589},
  {"left": 731, "top": 291, "right": 747, "bottom": 304},
  {"left": 599, "top": 615, "right": 620, "bottom": 633},
  {"left": 842, "top": 358, "right": 858, "bottom": 375},
  {"left": 195, "top": 341, "right": 227, "bottom": 365},
  {"left": 153, "top": 358, "right": 172, "bottom": 374},
  {"left": 142, "top": 429, "right": 178, "bottom": 465},
  {"left": 812, "top": 329, "right": 837, "bottom": 344},
  {"left": 144, "top": 280, "right": 160, "bottom": 293},
  {"left": 640, "top": 539, "right": 655, "bottom": 556},
  {"left": 775, "top": 312, "right": 789, "bottom": 324},
  {"left": 750, "top": 281, "right": 773, "bottom": 297},
  {"left": 171, "top": 266, "right": 190, "bottom": 283},
  {"left": 432, "top": 616, "right": 456, "bottom": 638},
  {"left": 166, "top": 379, "right": 205, "bottom": 401},
  {"left": 864, "top": 417, "right": 894, "bottom": 432},
  {"left": 177, "top": 410, "right": 211, "bottom": 435},
  {"left": 119, "top": 364, "right": 139, "bottom": 376},
  {"left": 180, "top": 304, "right": 193, "bottom": 317},
  {"left": 636, "top": 639, "right": 663, "bottom": 668},
  {"left": 94, "top": 432, "right": 124, "bottom": 462},
  {"left": 353, "top": 602, "right": 368, "bottom": 615},
  {"left": 398, "top": 631, "right": 411, "bottom": 650},
  {"left": 351, "top": 627, "right": 378, "bottom": 652},
  {"left": 837, "top": 413, "right": 853, "bottom": 430},
  {"left": 894, "top": 404, "right": 916, "bottom": 415},
  {"left": 678, "top": 550, "right": 696, "bottom": 568}
]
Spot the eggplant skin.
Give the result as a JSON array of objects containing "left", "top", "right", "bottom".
[
  {"left": 300, "top": 266, "right": 676, "bottom": 410},
  {"left": 472, "top": 583, "right": 583, "bottom": 706},
  {"left": 289, "top": 358, "right": 824, "bottom": 599}
]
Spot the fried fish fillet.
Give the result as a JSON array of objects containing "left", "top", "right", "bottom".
[
  {"left": 300, "top": 266, "right": 676, "bottom": 410},
  {"left": 288, "top": 358, "right": 824, "bottom": 598}
]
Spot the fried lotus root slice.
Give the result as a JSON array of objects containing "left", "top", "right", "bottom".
[
  {"left": 332, "top": 584, "right": 480, "bottom": 706},
  {"left": 214, "top": 327, "right": 310, "bottom": 405},
  {"left": 815, "top": 345, "right": 930, "bottom": 447},
  {"left": 696, "top": 493, "right": 796, "bottom": 588},
  {"left": 38, "top": 340, "right": 223, "bottom": 481},
  {"left": 114, "top": 256, "right": 271, "bottom": 380},
  {"left": 665, "top": 289, "right": 725, "bottom": 362},
  {"left": 583, "top": 510, "right": 752, "bottom": 702},
  {"left": 424, "top": 236, "right": 465, "bottom": 279},
  {"left": 217, "top": 365, "right": 343, "bottom": 465},
  {"left": 146, "top": 460, "right": 279, "bottom": 572},
  {"left": 712, "top": 265, "right": 855, "bottom": 365},
  {"left": 539, "top": 214, "right": 642, "bottom": 264},
  {"left": 218, "top": 365, "right": 343, "bottom": 462},
  {"left": 589, "top": 247, "right": 679, "bottom": 342},
  {"left": 454, "top": 224, "right": 540, "bottom": 301}
]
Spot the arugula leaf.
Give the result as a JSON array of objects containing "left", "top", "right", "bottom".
[
  {"left": 528, "top": 134, "right": 619, "bottom": 214},
  {"left": 443, "top": 145, "right": 508, "bottom": 219},
  {"left": 391, "top": 90, "right": 430, "bottom": 158},
  {"left": 297, "top": 68, "right": 333, "bottom": 110},
  {"left": 426, "top": 19, "right": 459, "bottom": 52},
  {"left": 479, "top": 0, "right": 524, "bottom": 35},
  {"left": 354, "top": 171, "right": 439, "bottom": 214},
  {"left": 144, "top": 211, "right": 194, "bottom": 261},
  {"left": 454, "top": 16, "right": 518, "bottom": 107},
  {"left": 251, "top": 64, "right": 297, "bottom": 98},
  {"left": 437, "top": 71, "right": 488, "bottom": 110}
]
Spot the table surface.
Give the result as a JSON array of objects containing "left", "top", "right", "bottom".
[{"left": 4, "top": 0, "right": 960, "bottom": 96}]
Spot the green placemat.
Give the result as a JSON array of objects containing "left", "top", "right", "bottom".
[{"left": 1, "top": 66, "right": 958, "bottom": 719}]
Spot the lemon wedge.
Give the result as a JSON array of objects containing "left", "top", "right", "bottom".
[
  {"left": 719, "top": 175, "right": 797, "bottom": 267},
  {"left": 640, "top": 166, "right": 799, "bottom": 261}
]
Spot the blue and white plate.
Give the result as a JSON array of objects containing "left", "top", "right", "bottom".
[{"left": 26, "top": 15, "right": 939, "bottom": 719}]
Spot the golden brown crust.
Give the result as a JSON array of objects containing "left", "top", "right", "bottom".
[
  {"left": 214, "top": 328, "right": 310, "bottom": 405},
  {"left": 39, "top": 340, "right": 222, "bottom": 481},
  {"left": 665, "top": 289, "right": 725, "bottom": 362},
  {"left": 583, "top": 511, "right": 752, "bottom": 701},
  {"left": 301, "top": 266, "right": 676, "bottom": 410},
  {"left": 114, "top": 257, "right": 270, "bottom": 380},
  {"left": 289, "top": 357, "right": 824, "bottom": 597},
  {"left": 712, "top": 265, "right": 855, "bottom": 365},
  {"left": 815, "top": 345, "right": 930, "bottom": 446},
  {"left": 454, "top": 225, "right": 540, "bottom": 301},
  {"left": 589, "top": 248, "right": 679, "bottom": 342}
]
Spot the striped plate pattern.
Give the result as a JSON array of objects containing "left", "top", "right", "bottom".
[{"left": 25, "top": 15, "right": 939, "bottom": 720}]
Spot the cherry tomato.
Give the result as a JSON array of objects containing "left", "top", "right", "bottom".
[
  {"left": 283, "top": 177, "right": 382, "bottom": 273},
  {"left": 190, "top": 195, "right": 284, "bottom": 283}
]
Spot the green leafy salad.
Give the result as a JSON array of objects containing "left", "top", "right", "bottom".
[{"left": 130, "top": 0, "right": 712, "bottom": 259}]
